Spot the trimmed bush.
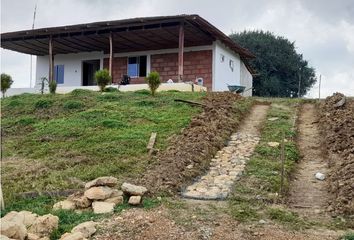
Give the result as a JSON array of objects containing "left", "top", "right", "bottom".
[
  {"left": 63, "top": 100, "right": 84, "bottom": 110},
  {"left": 35, "top": 99, "right": 53, "bottom": 109},
  {"left": 95, "top": 69, "right": 112, "bottom": 92},
  {"left": 1, "top": 73, "right": 14, "bottom": 97},
  {"left": 145, "top": 71, "right": 161, "bottom": 96}
]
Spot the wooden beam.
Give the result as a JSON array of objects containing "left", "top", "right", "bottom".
[
  {"left": 109, "top": 32, "right": 113, "bottom": 77},
  {"left": 178, "top": 22, "right": 184, "bottom": 82},
  {"left": 49, "top": 36, "right": 54, "bottom": 82}
]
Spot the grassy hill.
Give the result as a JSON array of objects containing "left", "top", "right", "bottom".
[{"left": 1, "top": 90, "right": 204, "bottom": 201}]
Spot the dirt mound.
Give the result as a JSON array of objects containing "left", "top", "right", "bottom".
[
  {"left": 139, "top": 92, "right": 253, "bottom": 195},
  {"left": 319, "top": 93, "right": 354, "bottom": 215}
]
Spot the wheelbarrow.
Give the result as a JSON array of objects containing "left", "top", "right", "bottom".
[{"left": 227, "top": 85, "right": 246, "bottom": 93}]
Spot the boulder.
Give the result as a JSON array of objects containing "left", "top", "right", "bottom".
[
  {"left": 19, "top": 211, "right": 38, "bottom": 227},
  {"left": 71, "top": 221, "right": 96, "bottom": 238},
  {"left": 60, "top": 232, "right": 87, "bottom": 240},
  {"left": 121, "top": 183, "right": 147, "bottom": 196},
  {"left": 110, "top": 189, "right": 123, "bottom": 197},
  {"left": 53, "top": 200, "right": 76, "bottom": 210},
  {"left": 128, "top": 196, "right": 142, "bottom": 206},
  {"left": 92, "top": 201, "right": 115, "bottom": 214},
  {"left": 84, "top": 176, "right": 118, "bottom": 189},
  {"left": 71, "top": 195, "right": 92, "bottom": 209},
  {"left": 27, "top": 233, "right": 41, "bottom": 240},
  {"left": 104, "top": 196, "right": 123, "bottom": 205},
  {"left": 0, "top": 235, "right": 10, "bottom": 240},
  {"left": 84, "top": 186, "right": 113, "bottom": 200},
  {"left": 0, "top": 219, "right": 27, "bottom": 240},
  {"left": 28, "top": 214, "right": 59, "bottom": 238},
  {"left": 2, "top": 211, "right": 24, "bottom": 225}
]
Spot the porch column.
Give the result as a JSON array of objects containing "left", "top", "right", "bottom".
[
  {"left": 48, "top": 35, "right": 54, "bottom": 82},
  {"left": 109, "top": 32, "right": 113, "bottom": 80},
  {"left": 178, "top": 22, "right": 184, "bottom": 82}
]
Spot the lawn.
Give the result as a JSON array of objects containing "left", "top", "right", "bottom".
[{"left": 1, "top": 89, "right": 205, "bottom": 202}]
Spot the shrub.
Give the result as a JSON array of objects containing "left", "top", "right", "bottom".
[
  {"left": 95, "top": 69, "right": 112, "bottom": 92},
  {"left": 17, "top": 117, "right": 36, "bottom": 126},
  {"left": 39, "top": 77, "right": 48, "bottom": 94},
  {"left": 1, "top": 73, "right": 14, "bottom": 97},
  {"left": 70, "top": 89, "right": 95, "bottom": 96},
  {"left": 63, "top": 100, "right": 84, "bottom": 110},
  {"left": 134, "top": 89, "right": 151, "bottom": 95},
  {"left": 97, "top": 93, "right": 121, "bottom": 102},
  {"left": 104, "top": 87, "right": 119, "bottom": 92},
  {"left": 101, "top": 119, "right": 127, "bottom": 128},
  {"left": 49, "top": 80, "right": 57, "bottom": 94},
  {"left": 35, "top": 99, "right": 53, "bottom": 109},
  {"left": 145, "top": 71, "right": 161, "bottom": 96}
]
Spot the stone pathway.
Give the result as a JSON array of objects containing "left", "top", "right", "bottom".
[{"left": 182, "top": 105, "right": 269, "bottom": 200}]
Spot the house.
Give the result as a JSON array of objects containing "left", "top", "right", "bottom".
[{"left": 1, "top": 15, "right": 255, "bottom": 95}]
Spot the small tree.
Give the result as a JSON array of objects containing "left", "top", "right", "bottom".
[
  {"left": 145, "top": 71, "right": 161, "bottom": 96},
  {"left": 49, "top": 80, "right": 57, "bottom": 94},
  {"left": 39, "top": 77, "right": 49, "bottom": 94},
  {"left": 95, "top": 69, "right": 112, "bottom": 92},
  {"left": 1, "top": 73, "right": 14, "bottom": 98}
]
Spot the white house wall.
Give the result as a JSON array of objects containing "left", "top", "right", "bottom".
[
  {"left": 212, "top": 41, "right": 241, "bottom": 91},
  {"left": 35, "top": 51, "right": 104, "bottom": 88},
  {"left": 240, "top": 61, "right": 253, "bottom": 96}
]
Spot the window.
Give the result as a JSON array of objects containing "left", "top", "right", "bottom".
[
  {"left": 128, "top": 56, "right": 147, "bottom": 77},
  {"left": 229, "top": 60, "right": 234, "bottom": 72},
  {"left": 54, "top": 65, "right": 64, "bottom": 84}
]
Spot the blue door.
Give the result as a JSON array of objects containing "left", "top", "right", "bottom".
[{"left": 54, "top": 65, "right": 64, "bottom": 84}]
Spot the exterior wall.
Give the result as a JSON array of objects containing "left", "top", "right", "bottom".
[
  {"left": 240, "top": 61, "right": 253, "bottom": 96},
  {"left": 212, "top": 41, "right": 241, "bottom": 91},
  {"left": 35, "top": 51, "right": 104, "bottom": 88},
  {"left": 103, "top": 47, "right": 213, "bottom": 90}
]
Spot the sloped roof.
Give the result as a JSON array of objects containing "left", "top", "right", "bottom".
[{"left": 1, "top": 14, "right": 254, "bottom": 60}]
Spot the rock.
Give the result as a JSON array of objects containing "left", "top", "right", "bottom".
[
  {"left": 110, "top": 189, "right": 123, "bottom": 197},
  {"left": 71, "top": 221, "right": 96, "bottom": 238},
  {"left": 267, "top": 142, "right": 280, "bottom": 147},
  {"left": 71, "top": 196, "right": 92, "bottom": 209},
  {"left": 186, "top": 164, "right": 194, "bottom": 169},
  {"left": 27, "top": 233, "right": 41, "bottom": 240},
  {"left": 60, "top": 232, "right": 87, "bottom": 240},
  {"left": 0, "top": 235, "right": 10, "bottom": 240},
  {"left": 2, "top": 211, "right": 24, "bottom": 225},
  {"left": 268, "top": 117, "right": 279, "bottom": 121},
  {"left": 259, "top": 219, "right": 266, "bottom": 224},
  {"left": 85, "top": 176, "right": 118, "bottom": 189},
  {"left": 128, "top": 196, "right": 142, "bottom": 206},
  {"left": 19, "top": 211, "right": 38, "bottom": 227},
  {"left": 53, "top": 200, "right": 76, "bottom": 210},
  {"left": 0, "top": 219, "right": 27, "bottom": 240},
  {"left": 92, "top": 201, "right": 115, "bottom": 214},
  {"left": 315, "top": 172, "right": 325, "bottom": 180},
  {"left": 28, "top": 214, "right": 59, "bottom": 238},
  {"left": 121, "top": 182, "right": 147, "bottom": 196},
  {"left": 104, "top": 196, "right": 123, "bottom": 205},
  {"left": 84, "top": 186, "right": 113, "bottom": 200}
]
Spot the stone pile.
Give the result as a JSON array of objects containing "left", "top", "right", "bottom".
[
  {"left": 53, "top": 177, "right": 148, "bottom": 214},
  {"left": 59, "top": 221, "right": 96, "bottom": 240},
  {"left": 0, "top": 211, "right": 59, "bottom": 240}
]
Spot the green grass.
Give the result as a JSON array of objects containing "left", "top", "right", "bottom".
[
  {"left": 1, "top": 91, "right": 205, "bottom": 202},
  {"left": 229, "top": 98, "right": 301, "bottom": 223}
]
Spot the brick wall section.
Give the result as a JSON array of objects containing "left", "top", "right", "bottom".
[
  {"left": 151, "top": 50, "right": 212, "bottom": 90},
  {"left": 104, "top": 50, "right": 213, "bottom": 89}
]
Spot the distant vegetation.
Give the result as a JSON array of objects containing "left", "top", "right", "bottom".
[{"left": 230, "top": 30, "right": 316, "bottom": 97}]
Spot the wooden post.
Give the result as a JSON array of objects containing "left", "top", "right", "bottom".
[
  {"left": 280, "top": 131, "right": 285, "bottom": 197},
  {"left": 109, "top": 32, "right": 113, "bottom": 79},
  {"left": 178, "top": 22, "right": 184, "bottom": 82},
  {"left": 48, "top": 36, "right": 54, "bottom": 83}
]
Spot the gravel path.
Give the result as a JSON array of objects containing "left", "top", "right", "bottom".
[{"left": 182, "top": 105, "right": 269, "bottom": 200}]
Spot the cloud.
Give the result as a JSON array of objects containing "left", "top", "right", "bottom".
[{"left": 1, "top": 0, "right": 353, "bottom": 96}]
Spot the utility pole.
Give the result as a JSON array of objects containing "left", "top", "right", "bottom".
[
  {"left": 318, "top": 74, "right": 322, "bottom": 101},
  {"left": 29, "top": 2, "right": 37, "bottom": 88},
  {"left": 297, "top": 67, "right": 302, "bottom": 98}
]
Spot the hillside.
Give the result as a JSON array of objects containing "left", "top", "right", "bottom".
[{"left": 1, "top": 90, "right": 204, "bottom": 201}]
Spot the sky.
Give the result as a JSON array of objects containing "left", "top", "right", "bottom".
[{"left": 1, "top": 0, "right": 354, "bottom": 97}]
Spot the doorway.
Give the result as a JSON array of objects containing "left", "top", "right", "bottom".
[{"left": 82, "top": 60, "right": 100, "bottom": 86}]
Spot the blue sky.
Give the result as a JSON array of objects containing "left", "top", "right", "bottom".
[{"left": 1, "top": 0, "right": 353, "bottom": 97}]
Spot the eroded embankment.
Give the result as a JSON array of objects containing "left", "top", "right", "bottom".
[
  {"left": 140, "top": 93, "right": 254, "bottom": 195},
  {"left": 319, "top": 93, "right": 354, "bottom": 215}
]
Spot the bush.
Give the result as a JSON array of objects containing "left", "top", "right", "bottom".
[
  {"left": 104, "top": 87, "right": 119, "bottom": 92},
  {"left": 134, "top": 89, "right": 151, "bottom": 95},
  {"left": 97, "top": 93, "right": 122, "bottom": 102},
  {"left": 63, "top": 100, "right": 84, "bottom": 110},
  {"left": 17, "top": 117, "right": 36, "bottom": 126},
  {"left": 95, "top": 69, "right": 112, "bottom": 92},
  {"left": 35, "top": 99, "right": 53, "bottom": 109},
  {"left": 70, "top": 89, "right": 95, "bottom": 96},
  {"left": 1, "top": 73, "right": 14, "bottom": 97},
  {"left": 145, "top": 71, "right": 161, "bottom": 96},
  {"left": 49, "top": 80, "right": 57, "bottom": 94}
]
